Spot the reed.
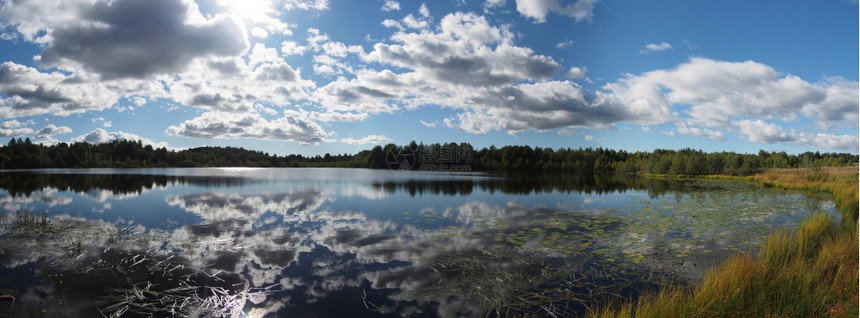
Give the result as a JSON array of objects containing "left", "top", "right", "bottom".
[{"left": 589, "top": 167, "right": 859, "bottom": 318}]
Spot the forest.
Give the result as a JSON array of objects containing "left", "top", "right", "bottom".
[{"left": 0, "top": 137, "right": 856, "bottom": 176}]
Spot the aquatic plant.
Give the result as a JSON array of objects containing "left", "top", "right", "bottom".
[{"left": 590, "top": 167, "right": 859, "bottom": 317}]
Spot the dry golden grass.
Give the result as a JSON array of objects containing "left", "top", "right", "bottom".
[{"left": 589, "top": 167, "right": 859, "bottom": 318}]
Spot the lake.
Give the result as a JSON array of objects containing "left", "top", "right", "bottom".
[{"left": 0, "top": 168, "right": 839, "bottom": 317}]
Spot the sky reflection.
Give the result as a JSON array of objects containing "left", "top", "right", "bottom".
[{"left": 0, "top": 168, "right": 839, "bottom": 317}]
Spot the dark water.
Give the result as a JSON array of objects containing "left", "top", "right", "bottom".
[{"left": 0, "top": 168, "right": 838, "bottom": 317}]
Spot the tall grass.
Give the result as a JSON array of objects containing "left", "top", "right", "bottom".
[{"left": 590, "top": 167, "right": 859, "bottom": 318}]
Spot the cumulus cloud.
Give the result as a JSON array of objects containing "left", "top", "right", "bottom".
[
  {"left": 305, "top": 28, "right": 364, "bottom": 76},
  {"left": 166, "top": 44, "right": 315, "bottom": 112},
  {"left": 602, "top": 58, "right": 857, "bottom": 128},
  {"left": 339, "top": 135, "right": 392, "bottom": 145},
  {"left": 283, "top": 0, "right": 329, "bottom": 10},
  {"left": 281, "top": 41, "right": 308, "bottom": 56},
  {"left": 419, "top": 3, "right": 431, "bottom": 17},
  {"left": 737, "top": 120, "right": 793, "bottom": 144},
  {"left": 73, "top": 128, "right": 170, "bottom": 148},
  {"left": 737, "top": 119, "right": 858, "bottom": 152},
  {"left": 0, "top": 62, "right": 126, "bottom": 117},
  {"left": 592, "top": 57, "right": 858, "bottom": 150},
  {"left": 0, "top": 0, "right": 293, "bottom": 119},
  {"left": 0, "top": 0, "right": 83, "bottom": 43},
  {"left": 449, "top": 81, "right": 630, "bottom": 133},
  {"left": 0, "top": 120, "right": 34, "bottom": 137},
  {"left": 640, "top": 42, "right": 672, "bottom": 54},
  {"left": 515, "top": 0, "right": 598, "bottom": 23},
  {"left": 800, "top": 77, "right": 860, "bottom": 126},
  {"left": 676, "top": 123, "right": 724, "bottom": 141},
  {"left": 316, "top": 11, "right": 628, "bottom": 133},
  {"left": 484, "top": 0, "right": 507, "bottom": 10},
  {"left": 794, "top": 133, "right": 859, "bottom": 151},
  {"left": 363, "top": 12, "right": 559, "bottom": 88},
  {"left": 165, "top": 111, "right": 327, "bottom": 145},
  {"left": 311, "top": 69, "right": 403, "bottom": 118},
  {"left": 381, "top": 1, "right": 400, "bottom": 11},
  {"left": 33, "top": 124, "right": 73, "bottom": 139},
  {"left": 37, "top": 0, "right": 249, "bottom": 79},
  {"left": 564, "top": 66, "right": 586, "bottom": 79}
]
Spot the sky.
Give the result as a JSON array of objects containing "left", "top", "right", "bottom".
[{"left": 0, "top": 0, "right": 857, "bottom": 157}]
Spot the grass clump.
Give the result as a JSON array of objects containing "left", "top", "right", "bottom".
[{"left": 589, "top": 167, "right": 858, "bottom": 318}]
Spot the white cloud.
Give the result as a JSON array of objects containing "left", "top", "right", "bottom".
[
  {"left": 564, "top": 66, "right": 586, "bottom": 79},
  {"left": 419, "top": 3, "right": 431, "bottom": 17},
  {"left": 310, "top": 111, "right": 370, "bottom": 123},
  {"left": 327, "top": 12, "right": 629, "bottom": 133},
  {"left": 794, "top": 132, "right": 859, "bottom": 152},
  {"left": 676, "top": 123, "right": 724, "bottom": 141},
  {"left": 251, "top": 27, "right": 270, "bottom": 38},
  {"left": 0, "top": 0, "right": 314, "bottom": 127},
  {"left": 419, "top": 120, "right": 439, "bottom": 128},
  {"left": 555, "top": 39, "right": 574, "bottom": 49},
  {"left": 166, "top": 45, "right": 315, "bottom": 112},
  {"left": 35, "top": 0, "right": 249, "bottom": 79},
  {"left": 0, "top": 120, "right": 33, "bottom": 137},
  {"left": 33, "top": 124, "right": 73, "bottom": 139},
  {"left": 132, "top": 96, "right": 147, "bottom": 106},
  {"left": 0, "top": 62, "right": 125, "bottom": 117},
  {"left": 364, "top": 12, "right": 559, "bottom": 87},
  {"left": 439, "top": 78, "right": 645, "bottom": 135},
  {"left": 306, "top": 29, "right": 364, "bottom": 76},
  {"left": 557, "top": 128, "right": 577, "bottom": 135},
  {"left": 165, "top": 110, "right": 327, "bottom": 145},
  {"left": 381, "top": 19, "right": 403, "bottom": 29},
  {"left": 381, "top": 1, "right": 400, "bottom": 11},
  {"left": 640, "top": 42, "right": 672, "bottom": 54},
  {"left": 402, "top": 14, "right": 429, "bottom": 29},
  {"left": 283, "top": 0, "right": 329, "bottom": 11},
  {"left": 0, "top": 0, "right": 84, "bottom": 43},
  {"left": 515, "top": 0, "right": 598, "bottom": 23},
  {"left": 311, "top": 69, "right": 402, "bottom": 118},
  {"left": 601, "top": 58, "right": 855, "bottom": 128},
  {"left": 736, "top": 119, "right": 858, "bottom": 152},
  {"left": 281, "top": 41, "right": 308, "bottom": 56},
  {"left": 339, "top": 135, "right": 392, "bottom": 145},
  {"left": 484, "top": 0, "right": 507, "bottom": 10},
  {"left": 592, "top": 57, "right": 858, "bottom": 151},
  {"left": 73, "top": 128, "right": 170, "bottom": 148},
  {"left": 737, "top": 120, "right": 793, "bottom": 144},
  {"left": 800, "top": 77, "right": 860, "bottom": 126}
]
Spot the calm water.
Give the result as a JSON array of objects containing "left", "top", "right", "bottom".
[{"left": 0, "top": 168, "right": 839, "bottom": 317}]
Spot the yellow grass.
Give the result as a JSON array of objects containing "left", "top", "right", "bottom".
[{"left": 589, "top": 167, "right": 859, "bottom": 318}]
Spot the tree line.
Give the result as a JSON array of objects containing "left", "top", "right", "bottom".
[{"left": 1, "top": 138, "right": 856, "bottom": 176}]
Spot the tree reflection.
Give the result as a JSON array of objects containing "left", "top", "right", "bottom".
[
  {"left": 0, "top": 172, "right": 251, "bottom": 198},
  {"left": 372, "top": 172, "right": 677, "bottom": 197},
  {"left": 0, "top": 170, "right": 682, "bottom": 200}
]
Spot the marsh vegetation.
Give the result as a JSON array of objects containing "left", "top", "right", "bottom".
[{"left": 590, "top": 166, "right": 858, "bottom": 318}]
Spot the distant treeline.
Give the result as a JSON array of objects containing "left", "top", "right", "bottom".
[{"left": 1, "top": 138, "right": 856, "bottom": 176}]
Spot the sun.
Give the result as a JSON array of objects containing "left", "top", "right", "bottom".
[{"left": 217, "top": 0, "right": 273, "bottom": 21}]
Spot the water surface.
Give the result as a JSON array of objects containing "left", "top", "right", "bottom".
[{"left": 0, "top": 168, "right": 838, "bottom": 317}]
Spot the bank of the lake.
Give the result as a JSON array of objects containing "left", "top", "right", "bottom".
[{"left": 591, "top": 166, "right": 859, "bottom": 318}]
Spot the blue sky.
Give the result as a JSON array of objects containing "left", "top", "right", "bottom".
[{"left": 0, "top": 0, "right": 857, "bottom": 156}]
